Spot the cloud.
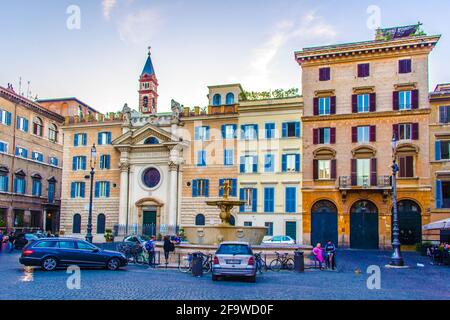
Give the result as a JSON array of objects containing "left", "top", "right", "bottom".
[
  {"left": 243, "top": 12, "right": 337, "bottom": 89},
  {"left": 102, "top": 0, "right": 117, "bottom": 19},
  {"left": 118, "top": 8, "right": 163, "bottom": 44}
]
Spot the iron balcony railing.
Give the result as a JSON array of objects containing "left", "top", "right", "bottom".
[{"left": 339, "top": 175, "right": 391, "bottom": 189}]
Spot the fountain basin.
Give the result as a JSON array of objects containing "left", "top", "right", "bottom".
[{"left": 183, "top": 225, "right": 267, "bottom": 246}]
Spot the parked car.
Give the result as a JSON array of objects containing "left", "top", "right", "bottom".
[
  {"left": 212, "top": 242, "right": 256, "bottom": 282},
  {"left": 19, "top": 238, "right": 128, "bottom": 271},
  {"left": 262, "top": 236, "right": 296, "bottom": 245}
]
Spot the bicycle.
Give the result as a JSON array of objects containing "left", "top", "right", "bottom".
[
  {"left": 269, "top": 252, "right": 294, "bottom": 272},
  {"left": 178, "top": 252, "right": 212, "bottom": 273},
  {"left": 254, "top": 252, "right": 267, "bottom": 274},
  {"left": 118, "top": 243, "right": 147, "bottom": 265}
]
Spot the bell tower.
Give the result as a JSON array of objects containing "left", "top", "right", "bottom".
[{"left": 139, "top": 47, "right": 158, "bottom": 114}]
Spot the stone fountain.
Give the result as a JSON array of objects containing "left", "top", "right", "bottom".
[{"left": 183, "top": 181, "right": 267, "bottom": 245}]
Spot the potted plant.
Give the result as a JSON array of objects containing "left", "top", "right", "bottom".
[{"left": 104, "top": 229, "right": 114, "bottom": 243}]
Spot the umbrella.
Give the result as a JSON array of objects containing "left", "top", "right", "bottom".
[{"left": 422, "top": 218, "right": 450, "bottom": 231}]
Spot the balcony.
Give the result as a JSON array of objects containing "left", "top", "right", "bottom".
[
  {"left": 339, "top": 175, "right": 391, "bottom": 189},
  {"left": 338, "top": 175, "right": 391, "bottom": 203}
]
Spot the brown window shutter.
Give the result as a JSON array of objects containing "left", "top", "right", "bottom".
[
  {"left": 330, "top": 127, "right": 336, "bottom": 144},
  {"left": 330, "top": 96, "right": 336, "bottom": 114},
  {"left": 352, "top": 94, "right": 358, "bottom": 113},
  {"left": 313, "top": 129, "right": 319, "bottom": 144},
  {"left": 313, "top": 98, "right": 319, "bottom": 116},
  {"left": 369, "top": 93, "right": 376, "bottom": 112},
  {"left": 411, "top": 90, "right": 419, "bottom": 109},
  {"left": 370, "top": 158, "right": 377, "bottom": 186},
  {"left": 352, "top": 127, "right": 357, "bottom": 143},
  {"left": 406, "top": 156, "right": 414, "bottom": 177},
  {"left": 370, "top": 125, "right": 376, "bottom": 142},
  {"left": 331, "top": 159, "right": 337, "bottom": 179},
  {"left": 351, "top": 159, "right": 357, "bottom": 186},
  {"left": 399, "top": 157, "right": 406, "bottom": 177},
  {"left": 393, "top": 91, "right": 399, "bottom": 110},
  {"left": 393, "top": 124, "right": 399, "bottom": 140},
  {"left": 313, "top": 160, "right": 319, "bottom": 180},
  {"left": 412, "top": 123, "right": 419, "bottom": 140}
]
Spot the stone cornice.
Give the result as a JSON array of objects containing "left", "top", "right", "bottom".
[
  {"left": 295, "top": 35, "right": 440, "bottom": 67},
  {"left": 0, "top": 87, "right": 65, "bottom": 123},
  {"left": 302, "top": 108, "right": 430, "bottom": 122}
]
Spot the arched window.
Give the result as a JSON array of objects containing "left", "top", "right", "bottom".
[
  {"left": 229, "top": 215, "right": 235, "bottom": 226},
  {"left": 144, "top": 137, "right": 159, "bottom": 145},
  {"left": 73, "top": 214, "right": 81, "bottom": 234},
  {"left": 33, "top": 117, "right": 43, "bottom": 136},
  {"left": 213, "top": 94, "right": 222, "bottom": 106},
  {"left": 143, "top": 96, "right": 149, "bottom": 110},
  {"left": 226, "top": 92, "right": 235, "bottom": 105},
  {"left": 195, "top": 214, "right": 205, "bottom": 226},
  {"left": 48, "top": 124, "right": 58, "bottom": 142},
  {"left": 97, "top": 214, "right": 106, "bottom": 234}
]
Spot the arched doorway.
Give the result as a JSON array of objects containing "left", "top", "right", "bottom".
[
  {"left": 311, "top": 200, "right": 338, "bottom": 247},
  {"left": 394, "top": 200, "right": 422, "bottom": 245},
  {"left": 350, "top": 200, "right": 379, "bottom": 249}
]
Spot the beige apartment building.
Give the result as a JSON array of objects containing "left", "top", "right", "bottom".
[
  {"left": 0, "top": 85, "right": 64, "bottom": 233},
  {"left": 428, "top": 84, "right": 450, "bottom": 243}
]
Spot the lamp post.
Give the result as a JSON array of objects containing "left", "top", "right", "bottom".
[
  {"left": 86, "top": 144, "right": 97, "bottom": 243},
  {"left": 390, "top": 135, "right": 404, "bottom": 266}
]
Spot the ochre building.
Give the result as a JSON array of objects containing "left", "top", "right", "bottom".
[{"left": 295, "top": 24, "right": 440, "bottom": 249}]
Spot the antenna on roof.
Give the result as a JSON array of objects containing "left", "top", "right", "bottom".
[
  {"left": 27, "top": 81, "right": 31, "bottom": 99},
  {"left": 19, "top": 77, "right": 22, "bottom": 96}
]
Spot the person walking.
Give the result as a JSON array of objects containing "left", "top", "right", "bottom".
[
  {"left": 145, "top": 236, "right": 156, "bottom": 268},
  {"left": 324, "top": 240, "right": 336, "bottom": 270},
  {"left": 8, "top": 232, "right": 16, "bottom": 253},
  {"left": 312, "top": 243, "right": 325, "bottom": 270},
  {"left": 163, "top": 235, "right": 175, "bottom": 268}
]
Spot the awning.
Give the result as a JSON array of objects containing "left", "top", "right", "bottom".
[{"left": 422, "top": 218, "right": 450, "bottom": 231}]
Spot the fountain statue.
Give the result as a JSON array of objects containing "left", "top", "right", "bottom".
[{"left": 183, "top": 180, "right": 267, "bottom": 245}]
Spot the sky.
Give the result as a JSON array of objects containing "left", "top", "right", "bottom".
[{"left": 0, "top": 0, "right": 449, "bottom": 113}]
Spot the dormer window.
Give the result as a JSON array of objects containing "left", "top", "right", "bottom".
[
  {"left": 213, "top": 94, "right": 222, "bottom": 106},
  {"left": 226, "top": 93, "right": 235, "bottom": 105}
]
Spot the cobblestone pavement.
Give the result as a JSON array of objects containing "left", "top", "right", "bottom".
[{"left": 0, "top": 249, "right": 448, "bottom": 300}]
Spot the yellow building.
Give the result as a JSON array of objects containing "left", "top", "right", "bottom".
[
  {"left": 428, "top": 83, "right": 450, "bottom": 243},
  {"left": 237, "top": 96, "right": 303, "bottom": 242}
]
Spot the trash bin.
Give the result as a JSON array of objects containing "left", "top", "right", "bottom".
[
  {"left": 294, "top": 250, "right": 304, "bottom": 272},
  {"left": 191, "top": 252, "right": 203, "bottom": 277}
]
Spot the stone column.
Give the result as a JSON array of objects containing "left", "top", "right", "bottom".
[
  {"left": 168, "top": 162, "right": 178, "bottom": 228},
  {"left": 118, "top": 162, "right": 130, "bottom": 227}
]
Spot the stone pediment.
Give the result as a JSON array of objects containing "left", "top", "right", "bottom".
[{"left": 112, "top": 123, "right": 179, "bottom": 147}]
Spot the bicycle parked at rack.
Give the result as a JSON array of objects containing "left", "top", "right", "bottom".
[
  {"left": 269, "top": 252, "right": 294, "bottom": 271},
  {"left": 254, "top": 252, "right": 267, "bottom": 274},
  {"left": 118, "top": 243, "right": 148, "bottom": 265},
  {"left": 179, "top": 252, "right": 213, "bottom": 273}
]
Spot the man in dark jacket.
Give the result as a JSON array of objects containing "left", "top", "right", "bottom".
[{"left": 325, "top": 240, "right": 336, "bottom": 270}]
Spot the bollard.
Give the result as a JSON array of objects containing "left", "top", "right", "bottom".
[
  {"left": 191, "top": 252, "right": 203, "bottom": 277},
  {"left": 294, "top": 250, "right": 304, "bottom": 272}
]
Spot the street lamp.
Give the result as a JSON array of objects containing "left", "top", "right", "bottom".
[
  {"left": 390, "top": 135, "right": 404, "bottom": 266},
  {"left": 86, "top": 144, "right": 97, "bottom": 243}
]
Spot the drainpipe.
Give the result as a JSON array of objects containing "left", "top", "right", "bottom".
[{"left": 9, "top": 102, "right": 18, "bottom": 233}]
